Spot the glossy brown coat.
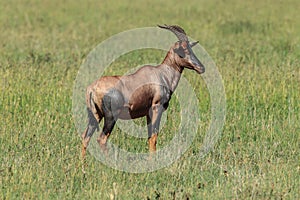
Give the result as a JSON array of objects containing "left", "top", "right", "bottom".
[{"left": 81, "top": 25, "right": 205, "bottom": 159}]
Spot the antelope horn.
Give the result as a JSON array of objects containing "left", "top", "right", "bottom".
[{"left": 157, "top": 24, "right": 189, "bottom": 42}]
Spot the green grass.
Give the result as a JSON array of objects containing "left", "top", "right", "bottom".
[{"left": 0, "top": 0, "right": 299, "bottom": 199}]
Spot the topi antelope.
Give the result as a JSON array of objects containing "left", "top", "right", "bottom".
[{"left": 81, "top": 24, "right": 205, "bottom": 158}]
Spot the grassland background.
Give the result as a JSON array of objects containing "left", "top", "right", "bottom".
[{"left": 0, "top": 0, "right": 299, "bottom": 199}]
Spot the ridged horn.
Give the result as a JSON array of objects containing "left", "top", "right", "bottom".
[{"left": 158, "top": 24, "right": 188, "bottom": 42}]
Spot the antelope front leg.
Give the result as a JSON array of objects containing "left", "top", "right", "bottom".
[
  {"left": 147, "top": 105, "right": 163, "bottom": 153},
  {"left": 148, "top": 133, "right": 158, "bottom": 152}
]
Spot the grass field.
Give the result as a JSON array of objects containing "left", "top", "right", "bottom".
[{"left": 0, "top": 0, "right": 299, "bottom": 199}]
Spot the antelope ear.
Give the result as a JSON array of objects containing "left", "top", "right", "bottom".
[
  {"left": 190, "top": 41, "right": 199, "bottom": 48},
  {"left": 174, "top": 46, "right": 185, "bottom": 58}
]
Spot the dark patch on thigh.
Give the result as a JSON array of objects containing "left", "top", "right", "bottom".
[{"left": 101, "top": 89, "right": 125, "bottom": 118}]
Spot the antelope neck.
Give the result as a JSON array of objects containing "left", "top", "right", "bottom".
[
  {"left": 159, "top": 58, "right": 183, "bottom": 92},
  {"left": 161, "top": 50, "right": 184, "bottom": 74}
]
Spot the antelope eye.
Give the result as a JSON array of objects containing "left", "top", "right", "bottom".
[{"left": 174, "top": 46, "right": 185, "bottom": 58}]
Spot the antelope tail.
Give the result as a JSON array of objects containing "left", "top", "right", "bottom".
[{"left": 85, "top": 91, "right": 100, "bottom": 138}]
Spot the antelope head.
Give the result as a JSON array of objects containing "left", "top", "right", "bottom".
[{"left": 158, "top": 24, "right": 205, "bottom": 74}]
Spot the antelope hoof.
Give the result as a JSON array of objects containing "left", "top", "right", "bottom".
[
  {"left": 81, "top": 138, "right": 90, "bottom": 174},
  {"left": 97, "top": 133, "right": 110, "bottom": 153},
  {"left": 82, "top": 136, "right": 91, "bottom": 159},
  {"left": 82, "top": 145, "right": 87, "bottom": 159}
]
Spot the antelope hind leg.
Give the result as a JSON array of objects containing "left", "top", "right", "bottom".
[{"left": 97, "top": 132, "right": 110, "bottom": 153}]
